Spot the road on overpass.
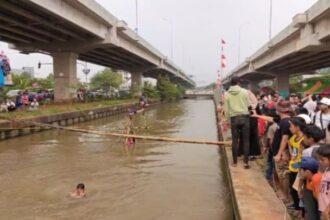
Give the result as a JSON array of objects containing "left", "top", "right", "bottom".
[{"left": 223, "top": 0, "right": 330, "bottom": 98}]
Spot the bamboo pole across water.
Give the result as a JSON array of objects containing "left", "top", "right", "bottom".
[{"left": 33, "top": 122, "right": 231, "bottom": 146}]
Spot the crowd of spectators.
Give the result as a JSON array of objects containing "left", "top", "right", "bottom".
[{"left": 222, "top": 76, "right": 330, "bottom": 219}]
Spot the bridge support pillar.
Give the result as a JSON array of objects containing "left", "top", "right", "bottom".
[
  {"left": 53, "top": 52, "right": 78, "bottom": 102},
  {"left": 131, "top": 72, "right": 142, "bottom": 96},
  {"left": 249, "top": 81, "right": 259, "bottom": 93},
  {"left": 276, "top": 74, "right": 290, "bottom": 98}
]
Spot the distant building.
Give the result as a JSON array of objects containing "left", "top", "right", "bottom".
[{"left": 11, "top": 67, "right": 35, "bottom": 78}]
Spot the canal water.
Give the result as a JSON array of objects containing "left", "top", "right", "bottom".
[{"left": 0, "top": 99, "right": 233, "bottom": 220}]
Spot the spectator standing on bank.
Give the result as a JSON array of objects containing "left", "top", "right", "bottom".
[
  {"left": 224, "top": 76, "right": 251, "bottom": 169},
  {"left": 15, "top": 92, "right": 22, "bottom": 109},
  {"left": 273, "top": 100, "right": 292, "bottom": 203},
  {"left": 303, "top": 94, "right": 317, "bottom": 116},
  {"left": 22, "top": 91, "right": 29, "bottom": 108},
  {"left": 313, "top": 97, "right": 330, "bottom": 136}
]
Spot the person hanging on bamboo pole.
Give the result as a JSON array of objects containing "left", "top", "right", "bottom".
[
  {"left": 139, "top": 93, "right": 149, "bottom": 109},
  {"left": 127, "top": 130, "right": 136, "bottom": 146}
]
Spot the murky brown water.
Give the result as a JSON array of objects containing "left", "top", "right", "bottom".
[{"left": 0, "top": 100, "right": 232, "bottom": 220}]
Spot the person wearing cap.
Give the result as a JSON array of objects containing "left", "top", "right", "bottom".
[
  {"left": 272, "top": 99, "right": 292, "bottom": 202},
  {"left": 313, "top": 97, "right": 330, "bottom": 134},
  {"left": 294, "top": 157, "right": 321, "bottom": 220},
  {"left": 224, "top": 76, "right": 251, "bottom": 169}
]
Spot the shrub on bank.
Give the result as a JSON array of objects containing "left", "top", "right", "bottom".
[{"left": 156, "top": 75, "right": 185, "bottom": 100}]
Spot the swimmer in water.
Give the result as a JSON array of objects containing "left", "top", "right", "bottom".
[{"left": 69, "top": 183, "right": 86, "bottom": 199}]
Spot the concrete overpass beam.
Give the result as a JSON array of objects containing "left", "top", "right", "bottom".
[
  {"left": 52, "top": 52, "right": 78, "bottom": 102},
  {"left": 276, "top": 74, "right": 290, "bottom": 98},
  {"left": 131, "top": 72, "right": 142, "bottom": 96},
  {"left": 297, "top": 24, "right": 321, "bottom": 51}
]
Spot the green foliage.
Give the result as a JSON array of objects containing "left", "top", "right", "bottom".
[
  {"left": 90, "top": 68, "right": 123, "bottom": 91},
  {"left": 12, "top": 72, "right": 34, "bottom": 90},
  {"left": 205, "top": 82, "right": 216, "bottom": 89},
  {"left": 156, "top": 75, "right": 184, "bottom": 100},
  {"left": 8, "top": 73, "right": 54, "bottom": 91},
  {"left": 35, "top": 73, "right": 54, "bottom": 89},
  {"left": 0, "top": 72, "right": 56, "bottom": 101},
  {"left": 142, "top": 81, "right": 159, "bottom": 98}
]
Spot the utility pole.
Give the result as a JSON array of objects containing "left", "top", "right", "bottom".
[
  {"left": 238, "top": 22, "right": 249, "bottom": 65},
  {"left": 163, "top": 18, "right": 174, "bottom": 60},
  {"left": 269, "top": 0, "right": 273, "bottom": 41},
  {"left": 135, "top": 0, "right": 139, "bottom": 33}
]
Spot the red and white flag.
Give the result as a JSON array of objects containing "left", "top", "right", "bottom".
[{"left": 216, "top": 38, "right": 227, "bottom": 89}]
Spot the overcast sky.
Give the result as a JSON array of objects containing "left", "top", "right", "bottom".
[{"left": 0, "top": 0, "right": 316, "bottom": 86}]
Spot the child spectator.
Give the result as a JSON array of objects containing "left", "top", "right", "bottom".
[
  {"left": 288, "top": 117, "right": 306, "bottom": 213},
  {"left": 265, "top": 113, "right": 280, "bottom": 181},
  {"left": 295, "top": 157, "right": 322, "bottom": 220},
  {"left": 317, "top": 145, "right": 330, "bottom": 219}
]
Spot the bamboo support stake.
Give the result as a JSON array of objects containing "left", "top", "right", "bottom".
[{"left": 33, "top": 122, "right": 231, "bottom": 146}]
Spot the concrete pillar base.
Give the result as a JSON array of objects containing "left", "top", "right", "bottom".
[
  {"left": 276, "top": 74, "right": 290, "bottom": 98},
  {"left": 131, "top": 72, "right": 142, "bottom": 97},
  {"left": 248, "top": 81, "right": 260, "bottom": 93},
  {"left": 53, "top": 52, "right": 78, "bottom": 102}
]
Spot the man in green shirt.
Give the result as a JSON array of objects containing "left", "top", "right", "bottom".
[{"left": 224, "top": 76, "right": 251, "bottom": 169}]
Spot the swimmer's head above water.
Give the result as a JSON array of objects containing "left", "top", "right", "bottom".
[{"left": 69, "top": 183, "right": 86, "bottom": 199}]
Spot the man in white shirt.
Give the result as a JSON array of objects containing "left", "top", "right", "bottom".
[
  {"left": 312, "top": 97, "right": 330, "bottom": 132},
  {"left": 303, "top": 94, "right": 317, "bottom": 116}
]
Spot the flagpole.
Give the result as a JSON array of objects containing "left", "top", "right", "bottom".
[{"left": 217, "top": 39, "right": 226, "bottom": 89}]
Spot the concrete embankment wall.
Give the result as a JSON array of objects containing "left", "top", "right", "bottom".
[
  {"left": 0, "top": 101, "right": 162, "bottom": 141},
  {"left": 213, "top": 97, "right": 290, "bottom": 220}
]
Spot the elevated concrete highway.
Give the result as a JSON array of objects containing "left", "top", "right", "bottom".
[
  {"left": 0, "top": 0, "right": 195, "bottom": 101},
  {"left": 223, "top": 0, "right": 330, "bottom": 97},
  {"left": 184, "top": 89, "right": 214, "bottom": 99}
]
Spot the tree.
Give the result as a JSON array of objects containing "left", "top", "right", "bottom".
[
  {"left": 90, "top": 68, "right": 123, "bottom": 91},
  {"left": 12, "top": 72, "right": 34, "bottom": 90},
  {"left": 143, "top": 81, "right": 159, "bottom": 98},
  {"left": 34, "top": 73, "right": 54, "bottom": 89},
  {"left": 156, "top": 75, "right": 184, "bottom": 100},
  {"left": 205, "top": 82, "right": 216, "bottom": 89}
]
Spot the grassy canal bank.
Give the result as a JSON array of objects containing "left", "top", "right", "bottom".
[
  {"left": 0, "top": 99, "right": 138, "bottom": 121},
  {"left": 0, "top": 98, "right": 161, "bottom": 140}
]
